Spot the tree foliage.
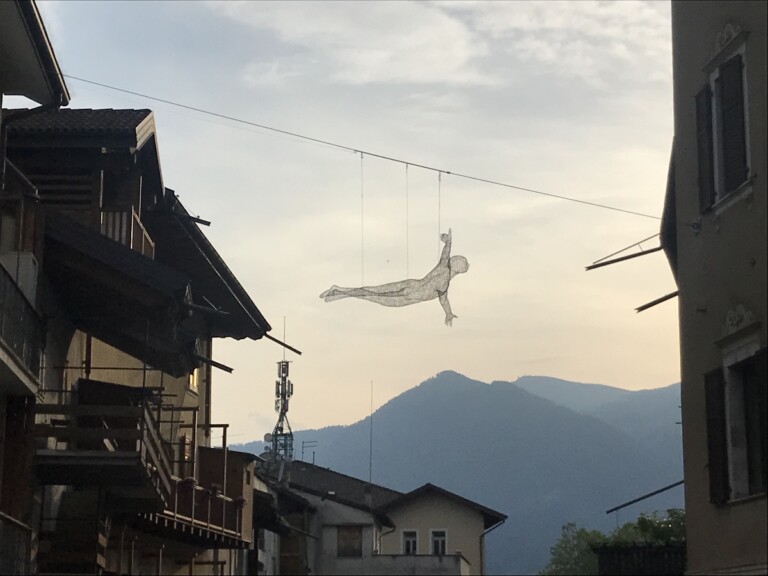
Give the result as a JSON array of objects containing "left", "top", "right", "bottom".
[
  {"left": 539, "top": 523, "right": 603, "bottom": 575},
  {"left": 607, "top": 508, "right": 686, "bottom": 545},
  {"left": 539, "top": 509, "right": 685, "bottom": 575}
]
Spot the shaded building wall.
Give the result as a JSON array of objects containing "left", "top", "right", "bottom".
[{"left": 671, "top": 1, "right": 767, "bottom": 574}]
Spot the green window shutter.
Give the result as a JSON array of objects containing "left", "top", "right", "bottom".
[
  {"left": 705, "top": 368, "right": 729, "bottom": 505},
  {"left": 695, "top": 85, "right": 715, "bottom": 212},
  {"left": 718, "top": 54, "right": 748, "bottom": 193}
]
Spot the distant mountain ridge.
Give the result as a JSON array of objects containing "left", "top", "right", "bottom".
[
  {"left": 236, "top": 371, "right": 682, "bottom": 575},
  {"left": 510, "top": 374, "right": 632, "bottom": 412}
]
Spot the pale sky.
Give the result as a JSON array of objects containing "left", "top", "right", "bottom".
[{"left": 27, "top": 0, "right": 678, "bottom": 444}]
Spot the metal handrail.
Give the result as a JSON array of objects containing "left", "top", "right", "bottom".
[
  {"left": 0, "top": 263, "right": 44, "bottom": 377},
  {"left": 0, "top": 511, "right": 32, "bottom": 575}
]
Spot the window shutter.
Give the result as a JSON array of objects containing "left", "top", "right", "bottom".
[
  {"left": 695, "top": 85, "right": 715, "bottom": 212},
  {"left": 705, "top": 368, "right": 729, "bottom": 504},
  {"left": 718, "top": 54, "right": 748, "bottom": 193},
  {"left": 754, "top": 349, "right": 767, "bottom": 489}
]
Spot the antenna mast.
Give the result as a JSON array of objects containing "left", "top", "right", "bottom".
[{"left": 271, "top": 360, "right": 294, "bottom": 461}]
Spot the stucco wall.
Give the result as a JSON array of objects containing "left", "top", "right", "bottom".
[
  {"left": 379, "top": 492, "right": 485, "bottom": 575},
  {"left": 296, "top": 489, "right": 380, "bottom": 576},
  {"left": 671, "top": 2, "right": 767, "bottom": 574}
]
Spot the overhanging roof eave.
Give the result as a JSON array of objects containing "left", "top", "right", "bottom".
[
  {"left": 143, "top": 190, "right": 271, "bottom": 340},
  {"left": 14, "top": 0, "right": 70, "bottom": 105}
]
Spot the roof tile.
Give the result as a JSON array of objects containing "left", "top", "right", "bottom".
[{"left": 2, "top": 108, "right": 151, "bottom": 135}]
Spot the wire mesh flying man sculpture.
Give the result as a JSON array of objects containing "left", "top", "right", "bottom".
[{"left": 320, "top": 229, "right": 468, "bottom": 326}]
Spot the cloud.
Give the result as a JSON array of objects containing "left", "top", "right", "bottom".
[
  {"left": 438, "top": 0, "right": 671, "bottom": 88},
  {"left": 242, "top": 59, "right": 308, "bottom": 88},
  {"left": 207, "top": 1, "right": 493, "bottom": 85}
]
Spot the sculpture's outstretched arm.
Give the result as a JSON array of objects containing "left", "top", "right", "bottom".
[
  {"left": 439, "top": 293, "right": 457, "bottom": 327},
  {"left": 438, "top": 228, "right": 452, "bottom": 266}
]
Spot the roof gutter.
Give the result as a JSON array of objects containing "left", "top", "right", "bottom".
[{"left": 480, "top": 518, "right": 506, "bottom": 575}]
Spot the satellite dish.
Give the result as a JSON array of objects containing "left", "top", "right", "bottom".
[{"left": 264, "top": 433, "right": 273, "bottom": 442}]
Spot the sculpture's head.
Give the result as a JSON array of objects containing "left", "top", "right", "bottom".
[{"left": 450, "top": 255, "right": 469, "bottom": 274}]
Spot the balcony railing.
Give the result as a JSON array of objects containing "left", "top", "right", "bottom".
[
  {"left": 171, "top": 477, "right": 243, "bottom": 535},
  {"left": 34, "top": 393, "right": 173, "bottom": 508},
  {"left": 101, "top": 208, "right": 155, "bottom": 258},
  {"left": 0, "top": 263, "right": 44, "bottom": 379},
  {"left": 333, "top": 553, "right": 470, "bottom": 576},
  {"left": 1, "top": 160, "right": 45, "bottom": 383},
  {"left": 0, "top": 511, "right": 32, "bottom": 575}
]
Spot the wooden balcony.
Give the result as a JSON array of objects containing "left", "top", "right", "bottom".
[
  {"left": 34, "top": 382, "right": 173, "bottom": 512},
  {"left": 101, "top": 208, "right": 155, "bottom": 258},
  {"left": 136, "top": 477, "right": 248, "bottom": 548}
]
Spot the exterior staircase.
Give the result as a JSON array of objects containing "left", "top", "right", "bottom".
[{"left": 37, "top": 488, "right": 108, "bottom": 575}]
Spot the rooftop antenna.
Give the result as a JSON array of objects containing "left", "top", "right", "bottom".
[{"left": 301, "top": 440, "right": 318, "bottom": 462}]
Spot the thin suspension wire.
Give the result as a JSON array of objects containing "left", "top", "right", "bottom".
[
  {"left": 62, "top": 75, "right": 660, "bottom": 221},
  {"left": 438, "top": 172, "right": 442, "bottom": 258},
  {"left": 405, "top": 164, "right": 410, "bottom": 278},
  {"left": 360, "top": 153, "right": 365, "bottom": 286}
]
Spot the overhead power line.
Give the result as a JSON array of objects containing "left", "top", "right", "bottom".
[{"left": 63, "top": 74, "right": 661, "bottom": 221}]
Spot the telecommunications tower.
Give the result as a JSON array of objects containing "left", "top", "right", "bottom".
[{"left": 270, "top": 360, "right": 294, "bottom": 460}]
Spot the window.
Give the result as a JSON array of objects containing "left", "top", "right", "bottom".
[
  {"left": 178, "top": 433, "right": 192, "bottom": 477},
  {"left": 705, "top": 348, "right": 767, "bottom": 503},
  {"left": 431, "top": 530, "right": 446, "bottom": 556},
  {"left": 402, "top": 530, "right": 417, "bottom": 555},
  {"left": 258, "top": 528, "right": 265, "bottom": 551},
  {"left": 337, "top": 525, "right": 363, "bottom": 557},
  {"left": 187, "top": 368, "right": 199, "bottom": 394},
  {"left": 697, "top": 49, "right": 750, "bottom": 211}
]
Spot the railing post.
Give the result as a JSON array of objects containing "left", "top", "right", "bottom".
[
  {"left": 174, "top": 478, "right": 179, "bottom": 519},
  {"left": 222, "top": 425, "right": 228, "bottom": 532},
  {"left": 191, "top": 410, "right": 197, "bottom": 481}
]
